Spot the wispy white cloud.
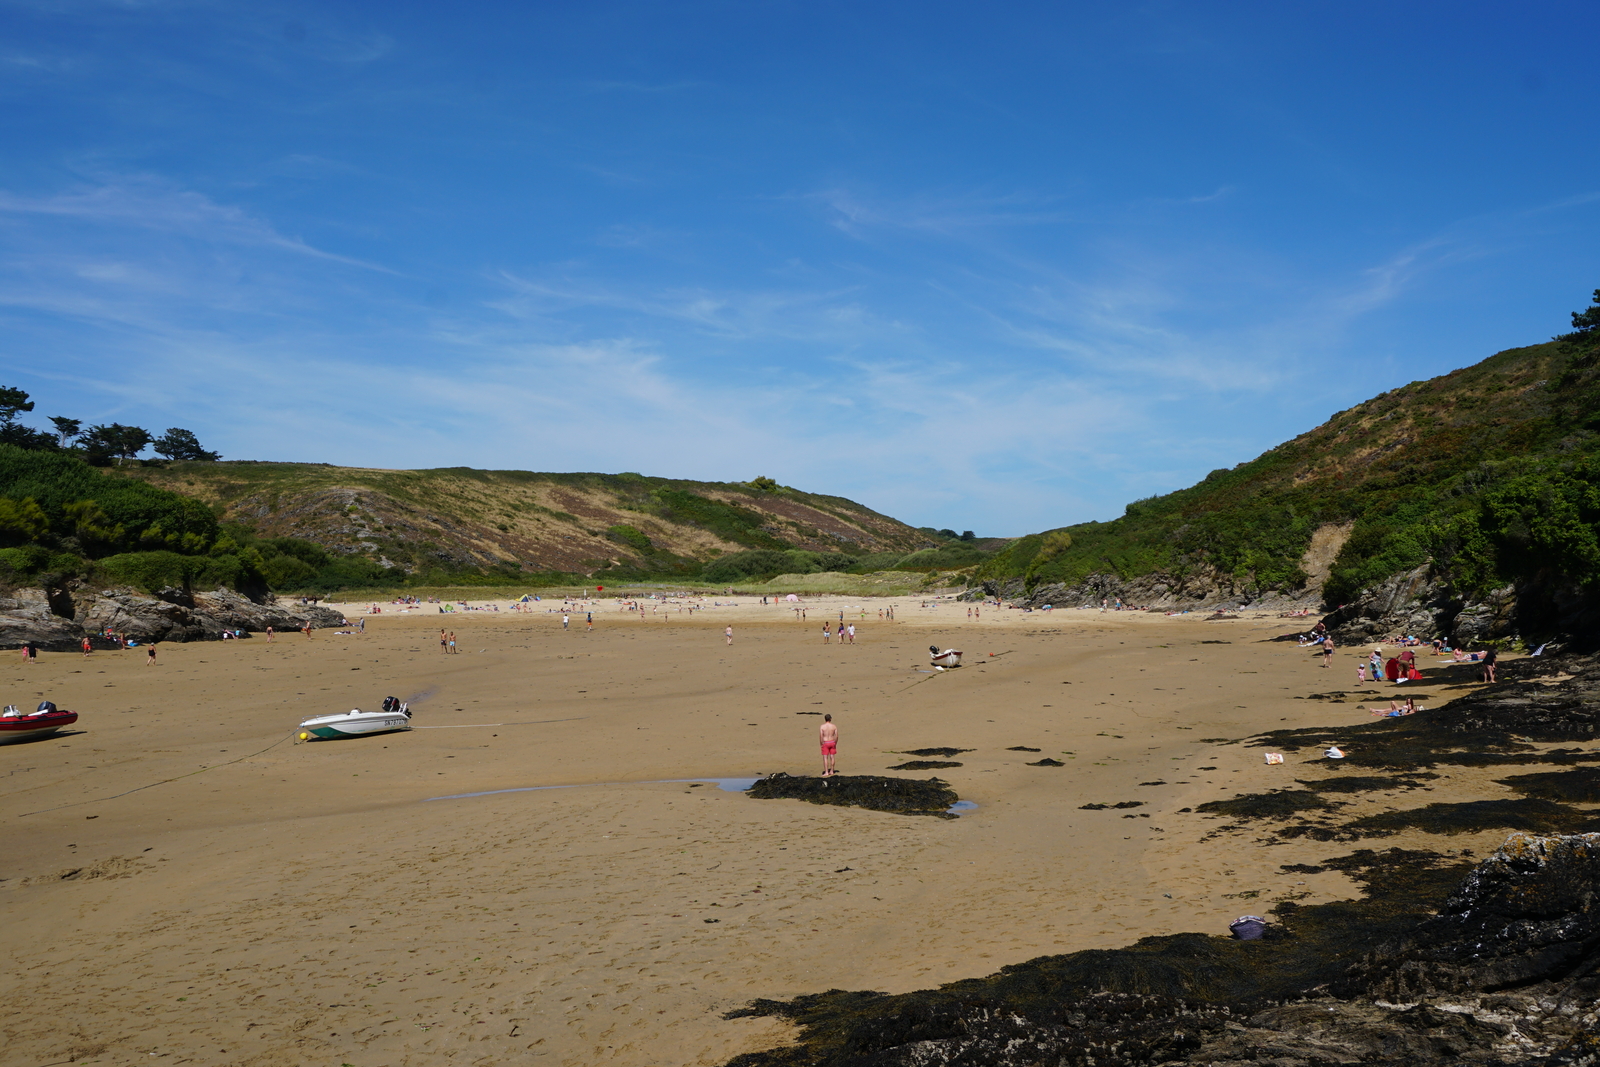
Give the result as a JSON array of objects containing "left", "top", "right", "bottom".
[{"left": 0, "top": 178, "right": 397, "bottom": 273}]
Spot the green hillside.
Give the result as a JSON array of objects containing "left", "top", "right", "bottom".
[
  {"left": 978, "top": 305, "right": 1600, "bottom": 620},
  {"left": 2, "top": 443, "right": 994, "bottom": 595}
]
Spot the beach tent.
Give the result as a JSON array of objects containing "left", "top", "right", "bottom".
[{"left": 785, "top": 594, "right": 799, "bottom": 602}]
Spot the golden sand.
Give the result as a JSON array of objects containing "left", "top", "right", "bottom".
[{"left": 0, "top": 597, "right": 1509, "bottom": 1065}]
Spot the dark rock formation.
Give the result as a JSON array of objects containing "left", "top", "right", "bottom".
[
  {"left": 0, "top": 584, "right": 347, "bottom": 648},
  {"left": 1344, "top": 831, "right": 1600, "bottom": 1002},
  {"left": 746, "top": 772, "right": 959, "bottom": 817},
  {"left": 0, "top": 589, "right": 87, "bottom": 651}
]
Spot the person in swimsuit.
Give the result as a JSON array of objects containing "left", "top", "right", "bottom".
[
  {"left": 1321, "top": 636, "right": 1334, "bottom": 667},
  {"left": 145, "top": 643, "right": 157, "bottom": 666},
  {"left": 725, "top": 626, "right": 733, "bottom": 645},
  {"left": 820, "top": 714, "right": 838, "bottom": 777},
  {"left": 823, "top": 622, "right": 831, "bottom": 644}
]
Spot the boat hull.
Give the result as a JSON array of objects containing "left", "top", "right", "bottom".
[
  {"left": 930, "top": 650, "right": 963, "bottom": 667},
  {"left": 0, "top": 710, "right": 79, "bottom": 743},
  {"left": 299, "top": 712, "right": 412, "bottom": 740}
]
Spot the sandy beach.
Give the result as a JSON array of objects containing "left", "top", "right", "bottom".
[{"left": 0, "top": 596, "right": 1517, "bottom": 1066}]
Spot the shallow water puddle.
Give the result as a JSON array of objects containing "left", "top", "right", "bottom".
[{"left": 426, "top": 778, "right": 978, "bottom": 814}]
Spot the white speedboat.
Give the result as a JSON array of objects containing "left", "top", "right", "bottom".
[
  {"left": 299, "top": 696, "right": 411, "bottom": 741},
  {"left": 929, "top": 646, "right": 963, "bottom": 668}
]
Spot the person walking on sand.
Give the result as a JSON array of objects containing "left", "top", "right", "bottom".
[
  {"left": 820, "top": 714, "right": 838, "bottom": 777},
  {"left": 823, "top": 621, "right": 831, "bottom": 644},
  {"left": 846, "top": 623, "right": 856, "bottom": 644},
  {"left": 82, "top": 636, "right": 91, "bottom": 658},
  {"left": 586, "top": 612, "right": 593, "bottom": 632},
  {"left": 440, "top": 628, "right": 448, "bottom": 653},
  {"left": 145, "top": 643, "right": 157, "bottom": 667},
  {"left": 265, "top": 625, "right": 274, "bottom": 643},
  {"left": 1322, "top": 636, "right": 1334, "bottom": 667},
  {"left": 448, "top": 631, "right": 457, "bottom": 655},
  {"left": 562, "top": 613, "right": 570, "bottom": 630},
  {"left": 725, "top": 625, "right": 733, "bottom": 646},
  {"left": 1481, "top": 647, "right": 1497, "bottom": 683}
]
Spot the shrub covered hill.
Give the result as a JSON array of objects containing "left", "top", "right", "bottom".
[
  {"left": 109, "top": 462, "right": 958, "bottom": 590},
  {"left": 977, "top": 302, "right": 1600, "bottom": 650}
]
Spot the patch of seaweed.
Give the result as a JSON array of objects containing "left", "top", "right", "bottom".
[
  {"left": 1342, "top": 798, "right": 1600, "bottom": 837},
  {"left": 1279, "top": 848, "right": 1473, "bottom": 901},
  {"left": 1195, "top": 790, "right": 1338, "bottom": 819},
  {"left": 1006, "top": 746, "right": 1042, "bottom": 752},
  {"left": 746, "top": 772, "right": 959, "bottom": 817},
  {"left": 1293, "top": 774, "right": 1430, "bottom": 793},
  {"left": 1079, "top": 801, "right": 1144, "bottom": 810},
  {"left": 721, "top": 847, "right": 1475, "bottom": 1067},
  {"left": 902, "top": 747, "right": 972, "bottom": 757},
  {"left": 1028, "top": 758, "right": 1065, "bottom": 767},
  {"left": 1496, "top": 766, "right": 1600, "bottom": 803},
  {"left": 889, "top": 760, "right": 962, "bottom": 770},
  {"left": 1245, "top": 669, "right": 1600, "bottom": 770}
]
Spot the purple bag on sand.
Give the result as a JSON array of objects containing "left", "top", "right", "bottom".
[{"left": 1230, "top": 915, "right": 1268, "bottom": 940}]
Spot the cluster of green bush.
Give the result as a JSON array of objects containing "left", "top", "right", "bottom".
[
  {"left": 978, "top": 293, "right": 1600, "bottom": 606},
  {"left": 695, "top": 543, "right": 992, "bottom": 584},
  {"left": 0, "top": 444, "right": 410, "bottom": 596}
]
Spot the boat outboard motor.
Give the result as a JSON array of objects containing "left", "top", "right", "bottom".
[
  {"left": 382, "top": 695, "right": 398, "bottom": 713},
  {"left": 929, "top": 645, "right": 940, "bottom": 655},
  {"left": 36, "top": 700, "right": 56, "bottom": 714}
]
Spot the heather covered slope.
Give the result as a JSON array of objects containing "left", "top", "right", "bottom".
[
  {"left": 123, "top": 462, "right": 935, "bottom": 580},
  {"left": 978, "top": 334, "right": 1600, "bottom": 641}
]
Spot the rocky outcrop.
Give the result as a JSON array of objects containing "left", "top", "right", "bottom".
[
  {"left": 0, "top": 589, "right": 89, "bottom": 651},
  {"left": 974, "top": 572, "right": 1321, "bottom": 613},
  {"left": 1345, "top": 832, "right": 1600, "bottom": 1002},
  {"left": 1323, "top": 567, "right": 1600, "bottom": 653},
  {"left": 0, "top": 584, "right": 347, "bottom": 649}
]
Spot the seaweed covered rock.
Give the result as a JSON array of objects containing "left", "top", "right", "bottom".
[
  {"left": 1430, "top": 667, "right": 1600, "bottom": 742},
  {"left": 746, "top": 772, "right": 958, "bottom": 816},
  {"left": 719, "top": 841, "right": 1600, "bottom": 1066},
  {"left": 1248, "top": 662, "right": 1600, "bottom": 770},
  {"left": 1345, "top": 832, "right": 1600, "bottom": 1001}
]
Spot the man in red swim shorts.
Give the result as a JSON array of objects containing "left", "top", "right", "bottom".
[{"left": 819, "top": 713, "right": 838, "bottom": 777}]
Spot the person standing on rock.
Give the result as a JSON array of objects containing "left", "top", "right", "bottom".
[{"left": 820, "top": 714, "right": 838, "bottom": 777}]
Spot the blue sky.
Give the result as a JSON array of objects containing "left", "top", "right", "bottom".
[{"left": 3, "top": 1, "right": 1599, "bottom": 535}]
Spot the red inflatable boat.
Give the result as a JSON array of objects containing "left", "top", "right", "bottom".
[{"left": 0, "top": 701, "right": 79, "bottom": 743}]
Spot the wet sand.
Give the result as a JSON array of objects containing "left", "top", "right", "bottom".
[{"left": 0, "top": 598, "right": 1511, "bottom": 1066}]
